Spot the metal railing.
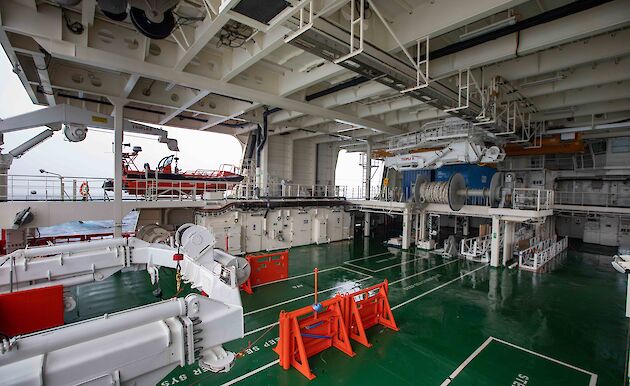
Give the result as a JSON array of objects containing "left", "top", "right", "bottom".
[
  {"left": 460, "top": 234, "right": 493, "bottom": 262},
  {"left": 0, "top": 174, "right": 240, "bottom": 202},
  {"left": 0, "top": 174, "right": 357, "bottom": 202},
  {"left": 0, "top": 174, "right": 557, "bottom": 213},
  {"left": 554, "top": 191, "right": 630, "bottom": 208},
  {"left": 512, "top": 188, "right": 554, "bottom": 210},
  {"left": 519, "top": 236, "right": 568, "bottom": 271}
]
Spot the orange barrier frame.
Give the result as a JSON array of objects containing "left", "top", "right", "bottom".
[
  {"left": 241, "top": 250, "right": 289, "bottom": 295},
  {"left": 273, "top": 280, "right": 400, "bottom": 380},
  {"left": 343, "top": 280, "right": 399, "bottom": 347},
  {"left": 274, "top": 295, "right": 357, "bottom": 380}
]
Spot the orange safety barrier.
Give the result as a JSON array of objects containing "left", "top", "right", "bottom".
[
  {"left": 240, "top": 250, "right": 289, "bottom": 295},
  {"left": 273, "top": 295, "right": 357, "bottom": 380},
  {"left": 343, "top": 280, "right": 399, "bottom": 348}
]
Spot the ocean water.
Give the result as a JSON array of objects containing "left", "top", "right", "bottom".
[{"left": 37, "top": 211, "right": 139, "bottom": 237}]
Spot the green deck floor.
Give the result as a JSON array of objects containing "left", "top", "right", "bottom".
[{"left": 67, "top": 239, "right": 628, "bottom": 386}]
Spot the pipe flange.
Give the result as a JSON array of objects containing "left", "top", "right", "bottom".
[
  {"left": 448, "top": 173, "right": 466, "bottom": 211},
  {"left": 489, "top": 172, "right": 504, "bottom": 208}
]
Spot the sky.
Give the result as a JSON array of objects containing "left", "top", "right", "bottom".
[{"left": 0, "top": 48, "right": 372, "bottom": 188}]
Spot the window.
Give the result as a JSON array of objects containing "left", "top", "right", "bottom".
[
  {"left": 590, "top": 140, "right": 607, "bottom": 154},
  {"left": 611, "top": 137, "right": 630, "bottom": 153}
]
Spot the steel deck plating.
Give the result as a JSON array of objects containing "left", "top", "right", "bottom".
[{"left": 66, "top": 240, "right": 626, "bottom": 386}]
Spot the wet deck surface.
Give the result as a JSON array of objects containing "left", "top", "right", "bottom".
[{"left": 67, "top": 239, "right": 628, "bottom": 386}]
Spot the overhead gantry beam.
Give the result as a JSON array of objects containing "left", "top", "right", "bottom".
[
  {"left": 431, "top": 1, "right": 630, "bottom": 80},
  {"left": 275, "top": 0, "right": 630, "bottom": 140},
  {"left": 513, "top": 56, "right": 630, "bottom": 99},
  {"left": 533, "top": 100, "right": 630, "bottom": 121},
  {"left": 270, "top": 81, "right": 393, "bottom": 125},
  {"left": 173, "top": 0, "right": 241, "bottom": 71},
  {"left": 0, "top": 1, "right": 400, "bottom": 136},
  {"left": 383, "top": 0, "right": 530, "bottom": 52},
  {"left": 220, "top": 0, "right": 347, "bottom": 82},
  {"left": 532, "top": 81, "right": 630, "bottom": 112}
]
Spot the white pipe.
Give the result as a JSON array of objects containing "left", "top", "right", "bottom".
[
  {"left": 13, "top": 273, "right": 96, "bottom": 291},
  {"left": 8, "top": 129, "right": 54, "bottom": 158},
  {"left": 8, "top": 238, "right": 126, "bottom": 259},
  {"left": 113, "top": 100, "right": 124, "bottom": 238},
  {"left": 0, "top": 298, "right": 187, "bottom": 366}
]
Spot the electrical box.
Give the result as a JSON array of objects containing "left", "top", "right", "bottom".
[
  {"left": 244, "top": 214, "right": 263, "bottom": 253},
  {"left": 583, "top": 218, "right": 600, "bottom": 245},
  {"left": 290, "top": 210, "right": 312, "bottom": 246},
  {"left": 620, "top": 219, "right": 630, "bottom": 249},
  {"left": 264, "top": 210, "right": 286, "bottom": 251},
  {"left": 328, "top": 210, "right": 343, "bottom": 241},
  {"left": 342, "top": 211, "right": 353, "bottom": 239},
  {"left": 313, "top": 215, "right": 328, "bottom": 244},
  {"left": 212, "top": 224, "right": 242, "bottom": 255},
  {"left": 600, "top": 217, "right": 619, "bottom": 246}
]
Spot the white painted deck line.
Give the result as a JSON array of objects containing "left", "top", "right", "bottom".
[
  {"left": 251, "top": 265, "right": 341, "bottom": 289},
  {"left": 439, "top": 337, "right": 494, "bottom": 386},
  {"left": 345, "top": 253, "right": 432, "bottom": 273},
  {"left": 339, "top": 265, "right": 374, "bottom": 277},
  {"left": 219, "top": 359, "right": 280, "bottom": 386},
  {"left": 244, "top": 276, "right": 372, "bottom": 316},
  {"left": 244, "top": 321, "right": 279, "bottom": 337},
  {"left": 491, "top": 337, "right": 598, "bottom": 386},
  {"left": 439, "top": 336, "right": 598, "bottom": 386},
  {"left": 345, "top": 251, "right": 393, "bottom": 262},
  {"left": 392, "top": 265, "right": 488, "bottom": 310},
  {"left": 389, "top": 260, "right": 460, "bottom": 285}
]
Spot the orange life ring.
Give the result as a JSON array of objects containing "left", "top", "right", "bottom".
[{"left": 79, "top": 181, "right": 90, "bottom": 198}]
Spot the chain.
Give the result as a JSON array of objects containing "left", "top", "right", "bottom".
[{"left": 175, "top": 261, "right": 182, "bottom": 293}]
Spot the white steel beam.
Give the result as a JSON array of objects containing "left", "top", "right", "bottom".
[
  {"left": 81, "top": 0, "right": 96, "bottom": 27},
  {"left": 0, "top": 22, "right": 38, "bottom": 104},
  {"left": 277, "top": 62, "right": 346, "bottom": 96},
  {"left": 270, "top": 81, "right": 391, "bottom": 124},
  {"left": 277, "top": 0, "right": 630, "bottom": 137},
  {"left": 386, "top": 0, "right": 529, "bottom": 51},
  {"left": 356, "top": 97, "right": 426, "bottom": 118},
  {"left": 32, "top": 53, "right": 55, "bottom": 106},
  {"left": 430, "top": 1, "right": 630, "bottom": 80},
  {"left": 221, "top": 0, "right": 346, "bottom": 82},
  {"left": 173, "top": 0, "right": 241, "bottom": 71},
  {"left": 383, "top": 107, "right": 449, "bottom": 126},
  {"left": 532, "top": 81, "right": 630, "bottom": 112},
  {"left": 0, "top": 2, "right": 399, "bottom": 135},
  {"left": 533, "top": 100, "right": 630, "bottom": 121},
  {"left": 159, "top": 90, "right": 210, "bottom": 124},
  {"left": 120, "top": 73, "right": 140, "bottom": 98},
  {"left": 516, "top": 56, "right": 630, "bottom": 99},
  {"left": 34, "top": 46, "right": 398, "bottom": 134},
  {"left": 222, "top": 26, "right": 291, "bottom": 81}
]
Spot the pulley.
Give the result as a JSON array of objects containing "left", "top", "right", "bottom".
[{"left": 129, "top": 6, "right": 176, "bottom": 40}]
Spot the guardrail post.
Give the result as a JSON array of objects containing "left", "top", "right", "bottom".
[{"left": 72, "top": 179, "right": 77, "bottom": 201}]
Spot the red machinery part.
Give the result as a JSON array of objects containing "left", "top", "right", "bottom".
[
  {"left": 0, "top": 285, "right": 64, "bottom": 336},
  {"left": 273, "top": 295, "right": 355, "bottom": 380},
  {"left": 172, "top": 253, "right": 184, "bottom": 261},
  {"left": 240, "top": 250, "right": 289, "bottom": 295}
]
